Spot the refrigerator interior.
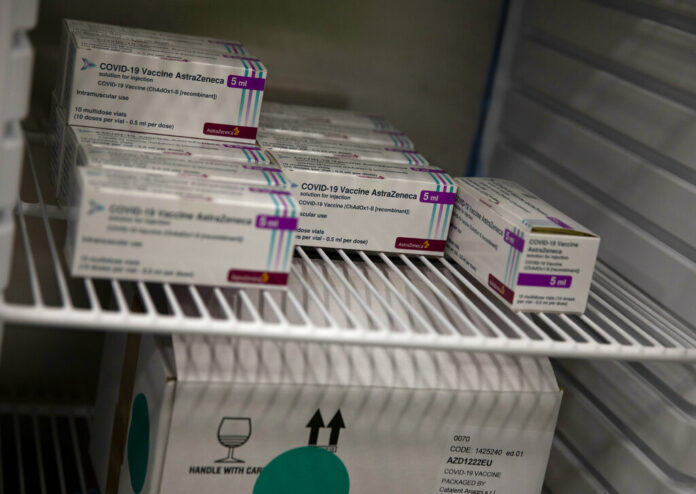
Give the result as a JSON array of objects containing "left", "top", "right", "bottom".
[{"left": 0, "top": 0, "right": 695, "bottom": 492}]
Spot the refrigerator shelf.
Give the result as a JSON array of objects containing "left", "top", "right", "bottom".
[
  {"left": 0, "top": 405, "right": 97, "bottom": 494},
  {"left": 0, "top": 134, "right": 694, "bottom": 362}
]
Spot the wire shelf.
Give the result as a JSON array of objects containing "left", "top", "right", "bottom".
[
  {"left": 0, "top": 134, "right": 694, "bottom": 361},
  {"left": 0, "top": 405, "right": 98, "bottom": 494}
]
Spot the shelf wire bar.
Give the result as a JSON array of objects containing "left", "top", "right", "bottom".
[
  {"left": 49, "top": 415, "right": 67, "bottom": 494},
  {"left": 31, "top": 415, "right": 47, "bottom": 494},
  {"left": 12, "top": 414, "right": 25, "bottom": 494}
]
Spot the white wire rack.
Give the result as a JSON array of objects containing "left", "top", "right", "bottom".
[
  {"left": 0, "top": 405, "right": 97, "bottom": 494},
  {"left": 0, "top": 133, "right": 695, "bottom": 362}
]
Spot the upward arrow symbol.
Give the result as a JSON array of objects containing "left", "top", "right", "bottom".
[
  {"left": 306, "top": 409, "right": 324, "bottom": 445},
  {"left": 327, "top": 410, "right": 345, "bottom": 446}
]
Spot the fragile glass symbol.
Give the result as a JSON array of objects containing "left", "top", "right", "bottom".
[{"left": 216, "top": 417, "right": 251, "bottom": 463}]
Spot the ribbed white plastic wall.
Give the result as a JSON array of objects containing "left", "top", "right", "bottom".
[{"left": 481, "top": 0, "right": 696, "bottom": 326}]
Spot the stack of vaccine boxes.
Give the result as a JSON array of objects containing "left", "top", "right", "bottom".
[
  {"left": 52, "top": 18, "right": 459, "bottom": 284},
  {"left": 51, "top": 19, "right": 301, "bottom": 288},
  {"left": 258, "top": 102, "right": 457, "bottom": 256}
]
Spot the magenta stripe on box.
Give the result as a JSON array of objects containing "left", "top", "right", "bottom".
[
  {"left": 245, "top": 90, "right": 253, "bottom": 126},
  {"left": 547, "top": 216, "right": 573, "bottom": 230},
  {"left": 227, "top": 269, "right": 288, "bottom": 286},
  {"left": 255, "top": 215, "right": 297, "bottom": 230},
  {"left": 203, "top": 123, "right": 257, "bottom": 140},
  {"left": 503, "top": 229, "right": 525, "bottom": 252},
  {"left": 226, "top": 75, "right": 266, "bottom": 91},
  {"left": 394, "top": 237, "right": 446, "bottom": 252},
  {"left": 488, "top": 274, "right": 514, "bottom": 304},
  {"left": 419, "top": 190, "right": 456, "bottom": 205},
  {"left": 517, "top": 273, "right": 573, "bottom": 288}
]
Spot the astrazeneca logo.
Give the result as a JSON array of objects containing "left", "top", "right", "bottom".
[
  {"left": 81, "top": 58, "right": 97, "bottom": 70},
  {"left": 88, "top": 200, "right": 105, "bottom": 215}
]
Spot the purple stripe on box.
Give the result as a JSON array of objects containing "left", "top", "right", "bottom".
[
  {"left": 227, "top": 270, "right": 288, "bottom": 286},
  {"left": 504, "top": 229, "right": 525, "bottom": 252},
  {"left": 245, "top": 90, "right": 253, "bottom": 125},
  {"left": 410, "top": 167, "right": 445, "bottom": 173},
  {"left": 255, "top": 215, "right": 298, "bottom": 230},
  {"left": 249, "top": 188, "right": 291, "bottom": 195},
  {"left": 243, "top": 165, "right": 282, "bottom": 172},
  {"left": 227, "top": 75, "right": 266, "bottom": 91},
  {"left": 277, "top": 193, "right": 288, "bottom": 215},
  {"left": 488, "top": 274, "right": 514, "bottom": 304},
  {"left": 274, "top": 194, "right": 288, "bottom": 269},
  {"left": 435, "top": 204, "right": 444, "bottom": 237},
  {"left": 547, "top": 216, "right": 573, "bottom": 230},
  {"left": 386, "top": 148, "right": 420, "bottom": 154},
  {"left": 394, "top": 237, "right": 446, "bottom": 252},
  {"left": 517, "top": 273, "right": 573, "bottom": 288},
  {"left": 419, "top": 190, "right": 456, "bottom": 205},
  {"left": 203, "top": 123, "right": 257, "bottom": 140},
  {"left": 222, "top": 143, "right": 262, "bottom": 151}
]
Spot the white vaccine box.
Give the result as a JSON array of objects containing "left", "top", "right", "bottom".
[
  {"left": 57, "top": 19, "right": 252, "bottom": 54},
  {"left": 49, "top": 98, "right": 275, "bottom": 202},
  {"left": 446, "top": 177, "right": 600, "bottom": 313},
  {"left": 259, "top": 115, "right": 414, "bottom": 149},
  {"left": 55, "top": 19, "right": 266, "bottom": 144},
  {"left": 65, "top": 167, "right": 298, "bottom": 287},
  {"left": 261, "top": 101, "right": 398, "bottom": 130},
  {"left": 271, "top": 151, "right": 455, "bottom": 254},
  {"left": 91, "top": 333, "right": 561, "bottom": 494},
  {"left": 257, "top": 130, "right": 428, "bottom": 166},
  {"left": 57, "top": 142, "right": 286, "bottom": 207}
]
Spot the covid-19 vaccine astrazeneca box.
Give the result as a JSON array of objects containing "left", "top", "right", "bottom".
[
  {"left": 446, "top": 177, "right": 600, "bottom": 313},
  {"left": 55, "top": 19, "right": 266, "bottom": 143},
  {"left": 261, "top": 101, "right": 398, "bottom": 130},
  {"left": 55, "top": 130, "right": 282, "bottom": 206},
  {"left": 64, "top": 145, "right": 286, "bottom": 205},
  {"left": 65, "top": 167, "right": 298, "bottom": 287},
  {"left": 90, "top": 333, "right": 561, "bottom": 494},
  {"left": 259, "top": 114, "right": 415, "bottom": 149},
  {"left": 257, "top": 130, "right": 429, "bottom": 166},
  {"left": 271, "top": 151, "right": 456, "bottom": 254},
  {"left": 49, "top": 98, "right": 271, "bottom": 187}
]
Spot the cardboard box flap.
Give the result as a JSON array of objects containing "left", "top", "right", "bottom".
[{"left": 455, "top": 177, "right": 597, "bottom": 237}]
